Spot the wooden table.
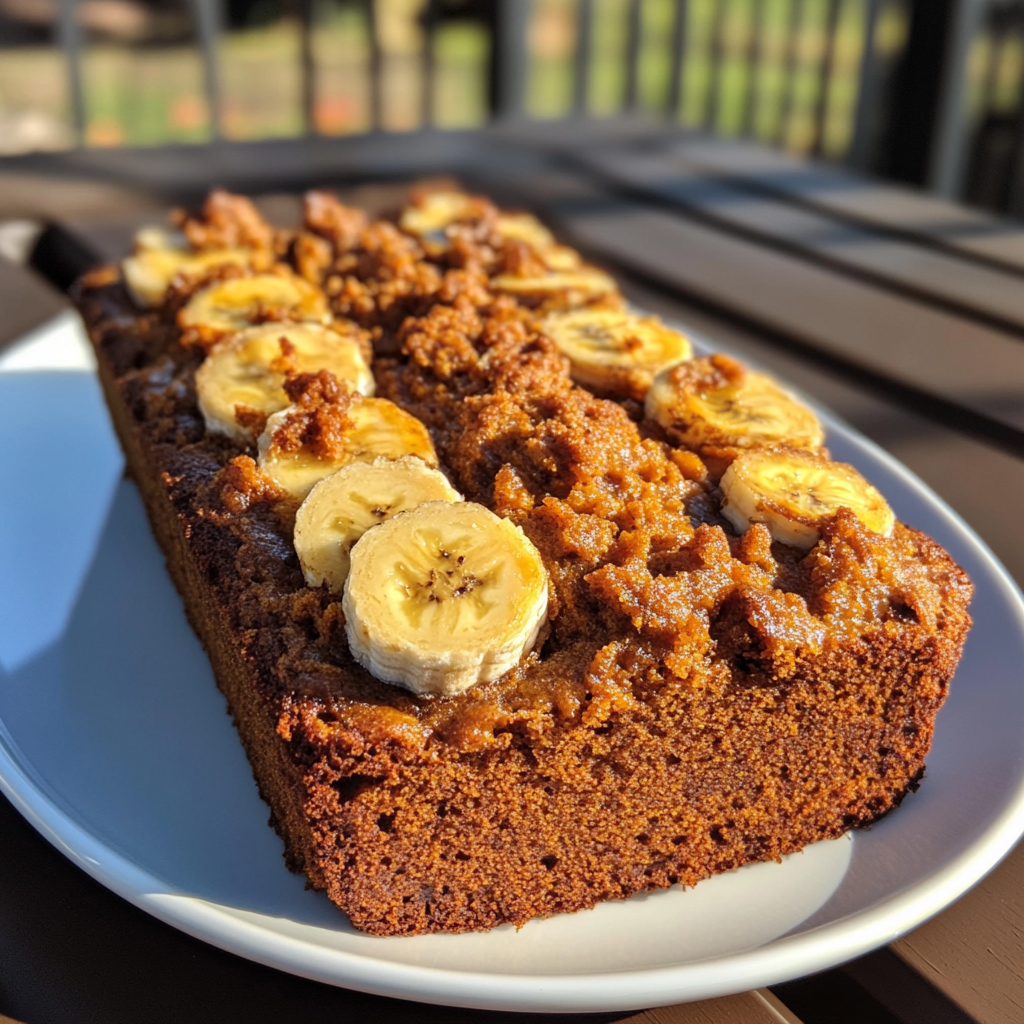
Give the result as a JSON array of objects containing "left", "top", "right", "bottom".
[{"left": 0, "top": 125, "right": 1021, "bottom": 1024}]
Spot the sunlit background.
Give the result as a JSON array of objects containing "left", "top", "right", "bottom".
[{"left": 2, "top": 0, "right": 1024, "bottom": 211}]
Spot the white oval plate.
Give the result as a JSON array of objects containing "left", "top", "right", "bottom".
[{"left": 1, "top": 310, "right": 1023, "bottom": 1013}]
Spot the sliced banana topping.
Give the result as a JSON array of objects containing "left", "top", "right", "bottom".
[
  {"left": 490, "top": 267, "right": 618, "bottom": 306},
  {"left": 258, "top": 396, "right": 439, "bottom": 501},
  {"left": 537, "top": 246, "right": 584, "bottom": 271},
  {"left": 121, "top": 228, "right": 251, "bottom": 308},
  {"left": 195, "top": 323, "right": 374, "bottom": 443},
  {"left": 494, "top": 212, "right": 555, "bottom": 249},
  {"left": 720, "top": 448, "right": 895, "bottom": 550},
  {"left": 397, "top": 191, "right": 492, "bottom": 254},
  {"left": 398, "top": 192, "right": 582, "bottom": 269},
  {"left": 179, "top": 272, "right": 330, "bottom": 347},
  {"left": 541, "top": 308, "right": 692, "bottom": 398},
  {"left": 295, "top": 457, "right": 462, "bottom": 592},
  {"left": 135, "top": 226, "right": 181, "bottom": 252},
  {"left": 494, "top": 212, "right": 582, "bottom": 270},
  {"left": 343, "top": 501, "right": 549, "bottom": 696},
  {"left": 646, "top": 357, "right": 824, "bottom": 451},
  {"left": 398, "top": 191, "right": 482, "bottom": 236}
]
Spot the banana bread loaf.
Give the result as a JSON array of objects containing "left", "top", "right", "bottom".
[{"left": 74, "top": 188, "right": 973, "bottom": 935}]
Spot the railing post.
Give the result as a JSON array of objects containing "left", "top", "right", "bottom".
[
  {"left": 668, "top": 0, "right": 688, "bottom": 121},
  {"left": 704, "top": 0, "right": 728, "bottom": 130},
  {"left": 190, "top": 0, "right": 223, "bottom": 140},
  {"left": 298, "top": 0, "right": 316, "bottom": 135},
  {"left": 493, "top": 0, "right": 529, "bottom": 119},
  {"left": 421, "top": 1, "right": 437, "bottom": 128},
  {"left": 810, "top": 0, "right": 841, "bottom": 158},
  {"left": 776, "top": 0, "right": 805, "bottom": 145},
  {"left": 624, "top": 0, "right": 643, "bottom": 112},
  {"left": 878, "top": 0, "right": 981, "bottom": 188},
  {"left": 1002, "top": 9, "right": 1024, "bottom": 214},
  {"left": 740, "top": 0, "right": 765, "bottom": 136},
  {"left": 56, "top": 0, "right": 85, "bottom": 146},
  {"left": 846, "top": 0, "right": 881, "bottom": 170},
  {"left": 366, "top": 0, "right": 382, "bottom": 131},
  {"left": 574, "top": 0, "right": 594, "bottom": 116},
  {"left": 929, "top": 0, "right": 989, "bottom": 197}
]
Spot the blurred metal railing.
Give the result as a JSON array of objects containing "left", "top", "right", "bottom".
[
  {"left": 190, "top": 0, "right": 223, "bottom": 139},
  {"left": 54, "top": 0, "right": 86, "bottom": 145},
  {"left": 950, "top": 0, "right": 1024, "bottom": 215},
  {"left": 29, "top": 0, "right": 884, "bottom": 155},
  {"left": 9, "top": 0, "right": 1024, "bottom": 215}
]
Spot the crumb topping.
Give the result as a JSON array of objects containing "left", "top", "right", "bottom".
[
  {"left": 173, "top": 189, "right": 276, "bottom": 252},
  {"left": 216, "top": 454, "right": 286, "bottom": 513},
  {"left": 77, "top": 186, "right": 975, "bottom": 937},
  {"left": 85, "top": 187, "right": 973, "bottom": 760},
  {"left": 268, "top": 370, "right": 357, "bottom": 460},
  {"left": 666, "top": 353, "right": 747, "bottom": 393}
]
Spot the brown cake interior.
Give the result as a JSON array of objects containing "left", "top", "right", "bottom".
[{"left": 75, "top": 190, "right": 973, "bottom": 936}]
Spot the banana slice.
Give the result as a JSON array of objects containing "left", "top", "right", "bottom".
[
  {"left": 343, "top": 501, "right": 549, "bottom": 696},
  {"left": 541, "top": 308, "right": 692, "bottom": 397},
  {"left": 494, "top": 213, "right": 581, "bottom": 270},
  {"left": 720, "top": 448, "right": 895, "bottom": 549},
  {"left": 494, "top": 212, "right": 554, "bottom": 249},
  {"left": 646, "top": 359, "right": 824, "bottom": 451},
  {"left": 258, "top": 396, "right": 439, "bottom": 501},
  {"left": 179, "top": 272, "right": 329, "bottom": 346},
  {"left": 195, "top": 323, "right": 374, "bottom": 443},
  {"left": 121, "top": 228, "right": 251, "bottom": 308},
  {"left": 294, "top": 457, "right": 462, "bottom": 592},
  {"left": 399, "top": 193, "right": 582, "bottom": 269},
  {"left": 135, "top": 226, "right": 179, "bottom": 251},
  {"left": 490, "top": 267, "right": 617, "bottom": 306},
  {"left": 536, "top": 245, "right": 584, "bottom": 271},
  {"left": 398, "top": 191, "right": 478, "bottom": 235},
  {"left": 398, "top": 191, "right": 491, "bottom": 253}
]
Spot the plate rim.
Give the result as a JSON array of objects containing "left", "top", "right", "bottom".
[{"left": 2, "top": 310, "right": 1024, "bottom": 1013}]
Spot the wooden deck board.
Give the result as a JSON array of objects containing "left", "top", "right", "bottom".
[
  {"left": 893, "top": 841, "right": 1024, "bottom": 1024},
  {"left": 575, "top": 147, "right": 1024, "bottom": 335},
  {"left": 635, "top": 990, "right": 802, "bottom": 1023},
  {"left": 662, "top": 136, "right": 1024, "bottom": 275}
]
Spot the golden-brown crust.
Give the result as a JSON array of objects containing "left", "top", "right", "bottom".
[
  {"left": 75, "top": 189, "right": 974, "bottom": 936},
  {"left": 173, "top": 188, "right": 277, "bottom": 253}
]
